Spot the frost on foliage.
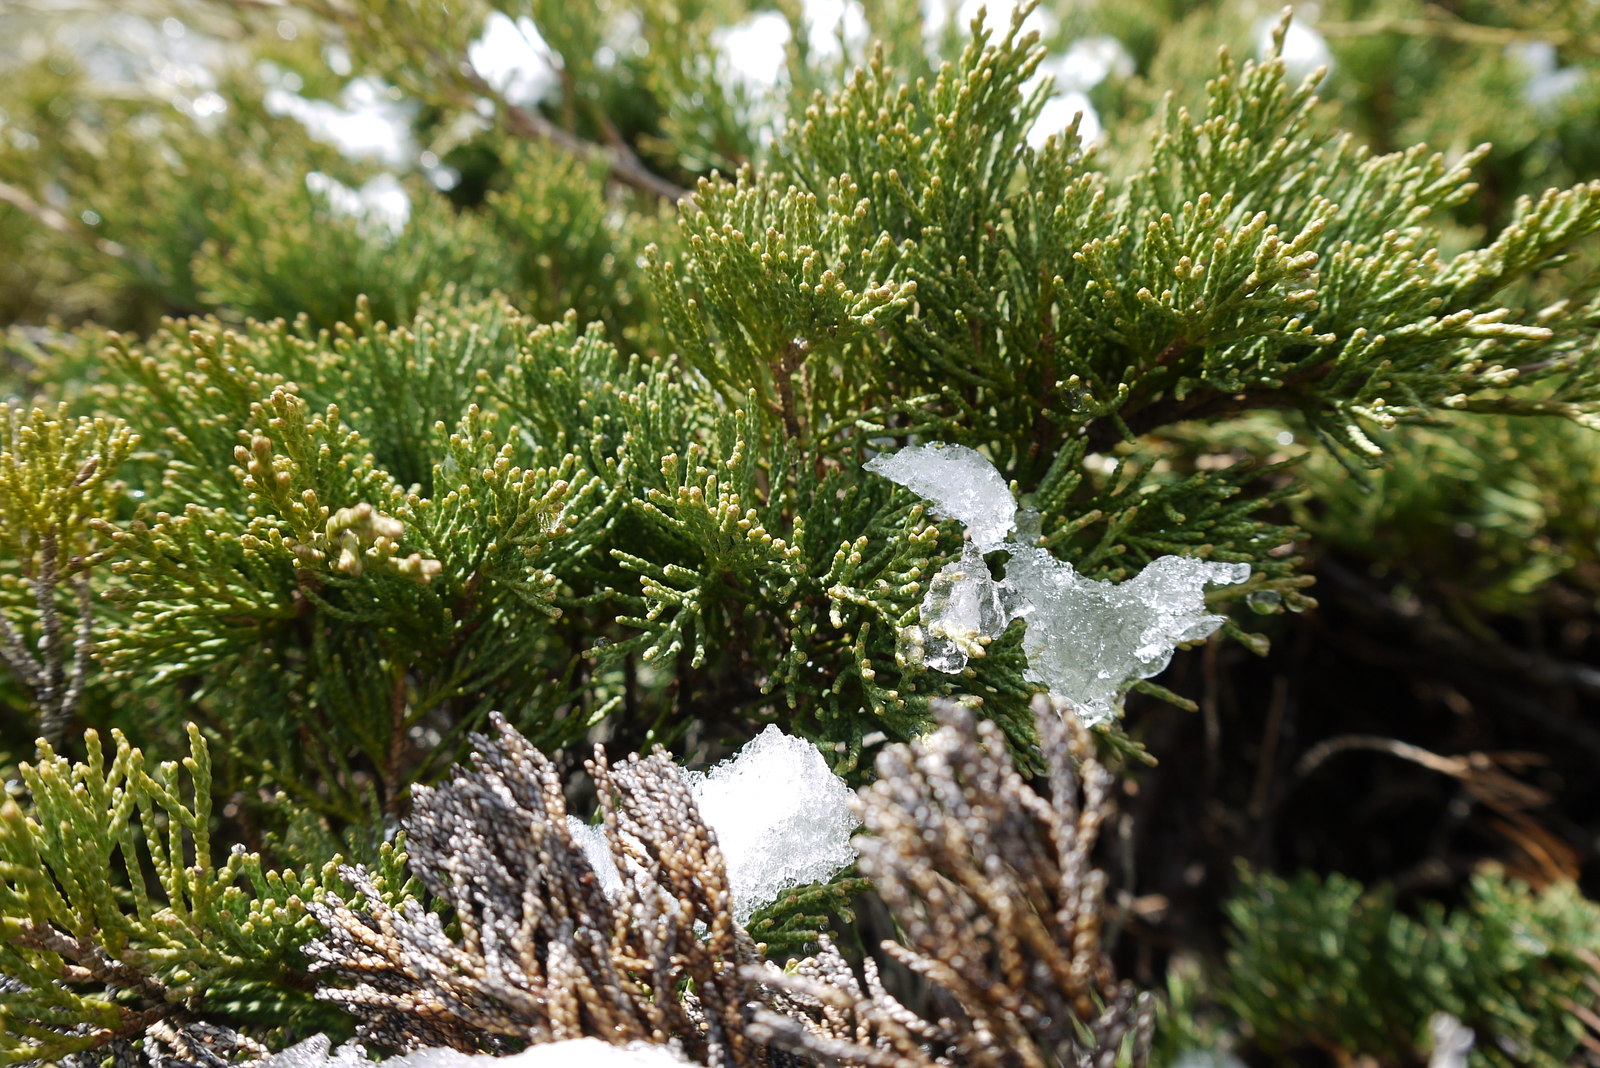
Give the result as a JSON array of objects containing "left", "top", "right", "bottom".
[
  {"left": 260, "top": 1034, "right": 687, "bottom": 1068},
  {"left": 566, "top": 725, "right": 856, "bottom": 924},
  {"left": 684, "top": 724, "right": 859, "bottom": 924},
  {"left": 869, "top": 444, "right": 1249, "bottom": 725},
  {"left": 865, "top": 442, "right": 1017, "bottom": 550}
]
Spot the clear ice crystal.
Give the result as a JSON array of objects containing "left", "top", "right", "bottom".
[
  {"left": 865, "top": 443, "right": 1251, "bottom": 724},
  {"left": 261, "top": 1035, "right": 688, "bottom": 1068},
  {"left": 1002, "top": 548, "right": 1249, "bottom": 725},
  {"left": 920, "top": 542, "right": 1011, "bottom": 673},
  {"left": 685, "top": 725, "right": 858, "bottom": 924},
  {"left": 864, "top": 443, "right": 1017, "bottom": 550}
]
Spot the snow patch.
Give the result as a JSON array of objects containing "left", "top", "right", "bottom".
[
  {"left": 685, "top": 725, "right": 858, "bottom": 924},
  {"left": 571, "top": 726, "right": 857, "bottom": 925},
  {"left": 260, "top": 1034, "right": 689, "bottom": 1068}
]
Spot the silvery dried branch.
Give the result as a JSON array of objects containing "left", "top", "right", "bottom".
[
  {"left": 302, "top": 713, "right": 788, "bottom": 1063},
  {"left": 751, "top": 695, "right": 1153, "bottom": 1068}
]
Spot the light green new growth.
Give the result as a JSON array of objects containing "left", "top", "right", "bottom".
[
  {"left": 0, "top": 724, "right": 411, "bottom": 1064},
  {"left": 0, "top": 406, "right": 135, "bottom": 748}
]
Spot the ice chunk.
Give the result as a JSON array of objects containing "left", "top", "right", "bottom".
[
  {"left": 1002, "top": 548, "right": 1249, "bottom": 725},
  {"left": 864, "top": 443, "right": 1016, "bottom": 550},
  {"left": 865, "top": 443, "right": 1252, "bottom": 724},
  {"left": 920, "top": 542, "right": 1012, "bottom": 672},
  {"left": 261, "top": 1036, "right": 689, "bottom": 1068},
  {"left": 686, "top": 725, "right": 858, "bottom": 924},
  {"left": 566, "top": 815, "right": 624, "bottom": 897}
]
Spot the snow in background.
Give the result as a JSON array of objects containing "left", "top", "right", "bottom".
[
  {"left": 1255, "top": 13, "right": 1332, "bottom": 84},
  {"left": 1508, "top": 39, "right": 1586, "bottom": 112},
  {"left": 304, "top": 171, "right": 410, "bottom": 237},
  {"left": 265, "top": 76, "right": 416, "bottom": 166},
  {"left": 469, "top": 12, "right": 560, "bottom": 108}
]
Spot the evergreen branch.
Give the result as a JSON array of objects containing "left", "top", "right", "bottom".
[
  {"left": 0, "top": 725, "right": 399, "bottom": 1064},
  {"left": 1317, "top": 8, "right": 1591, "bottom": 53},
  {"left": 0, "top": 406, "right": 135, "bottom": 747}
]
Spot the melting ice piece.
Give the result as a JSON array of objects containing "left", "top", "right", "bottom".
[
  {"left": 920, "top": 542, "right": 1012, "bottom": 672},
  {"left": 865, "top": 443, "right": 1017, "bottom": 550},
  {"left": 686, "top": 725, "right": 858, "bottom": 924},
  {"left": 1002, "top": 548, "right": 1250, "bottom": 726},
  {"left": 261, "top": 1035, "right": 689, "bottom": 1068},
  {"left": 865, "top": 442, "right": 1252, "bottom": 724}
]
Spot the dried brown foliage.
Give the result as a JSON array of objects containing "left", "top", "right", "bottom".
[
  {"left": 752, "top": 696, "right": 1153, "bottom": 1068},
  {"left": 305, "top": 700, "right": 1150, "bottom": 1068},
  {"left": 304, "top": 712, "right": 780, "bottom": 1061}
]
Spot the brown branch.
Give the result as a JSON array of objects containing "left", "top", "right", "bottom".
[
  {"left": 773, "top": 337, "right": 808, "bottom": 445},
  {"left": 460, "top": 70, "right": 689, "bottom": 203},
  {"left": 16, "top": 921, "right": 173, "bottom": 1005},
  {"left": 1317, "top": 5, "right": 1587, "bottom": 52}
]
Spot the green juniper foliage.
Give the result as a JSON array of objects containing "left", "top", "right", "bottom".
[
  {"left": 2, "top": 0, "right": 1600, "bottom": 1064},
  {"left": 1173, "top": 868, "right": 1600, "bottom": 1068}
]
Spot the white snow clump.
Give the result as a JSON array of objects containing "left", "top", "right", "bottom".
[
  {"left": 865, "top": 442, "right": 1017, "bottom": 551},
  {"left": 261, "top": 1034, "right": 688, "bottom": 1068},
  {"left": 570, "top": 726, "right": 857, "bottom": 925},
  {"left": 684, "top": 724, "right": 859, "bottom": 924},
  {"left": 868, "top": 443, "right": 1250, "bottom": 725}
]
